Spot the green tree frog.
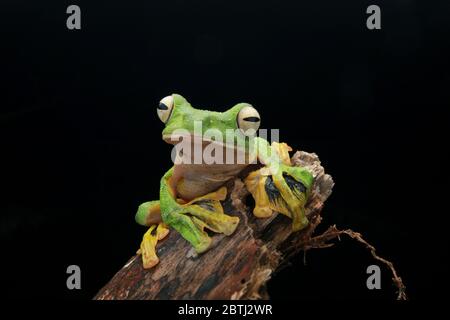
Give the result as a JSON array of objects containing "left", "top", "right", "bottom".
[{"left": 135, "top": 94, "right": 313, "bottom": 268}]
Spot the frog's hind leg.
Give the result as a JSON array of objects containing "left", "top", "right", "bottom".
[
  {"left": 164, "top": 187, "right": 240, "bottom": 253},
  {"left": 183, "top": 186, "right": 239, "bottom": 236},
  {"left": 135, "top": 200, "right": 162, "bottom": 226},
  {"left": 135, "top": 201, "right": 170, "bottom": 269},
  {"left": 160, "top": 168, "right": 240, "bottom": 254}
]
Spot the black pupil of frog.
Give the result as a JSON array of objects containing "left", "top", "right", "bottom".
[
  {"left": 158, "top": 103, "right": 169, "bottom": 110},
  {"left": 243, "top": 116, "right": 260, "bottom": 122}
]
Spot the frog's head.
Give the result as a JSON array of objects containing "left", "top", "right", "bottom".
[{"left": 156, "top": 94, "right": 260, "bottom": 155}]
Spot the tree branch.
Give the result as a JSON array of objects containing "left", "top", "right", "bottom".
[{"left": 94, "top": 151, "right": 406, "bottom": 300}]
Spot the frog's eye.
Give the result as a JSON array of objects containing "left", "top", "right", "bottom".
[
  {"left": 157, "top": 95, "right": 174, "bottom": 123},
  {"left": 237, "top": 105, "right": 260, "bottom": 135}
]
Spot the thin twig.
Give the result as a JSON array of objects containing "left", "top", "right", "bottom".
[{"left": 300, "top": 225, "right": 407, "bottom": 300}]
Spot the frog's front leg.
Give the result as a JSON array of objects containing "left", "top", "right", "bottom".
[
  {"left": 160, "top": 167, "right": 240, "bottom": 253},
  {"left": 245, "top": 139, "right": 314, "bottom": 231}
]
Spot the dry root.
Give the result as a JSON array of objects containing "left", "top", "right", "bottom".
[{"left": 299, "top": 222, "right": 407, "bottom": 300}]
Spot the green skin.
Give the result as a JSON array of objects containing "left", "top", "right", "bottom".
[{"left": 136, "top": 94, "right": 314, "bottom": 254}]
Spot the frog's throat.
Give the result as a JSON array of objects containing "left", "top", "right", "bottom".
[
  {"left": 163, "top": 133, "right": 248, "bottom": 153},
  {"left": 163, "top": 133, "right": 257, "bottom": 165}
]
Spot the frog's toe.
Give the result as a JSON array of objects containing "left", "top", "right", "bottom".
[
  {"left": 138, "top": 222, "right": 169, "bottom": 269},
  {"left": 189, "top": 224, "right": 213, "bottom": 253},
  {"left": 244, "top": 170, "right": 275, "bottom": 218}
]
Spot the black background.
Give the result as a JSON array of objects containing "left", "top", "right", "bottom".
[{"left": 1, "top": 0, "right": 448, "bottom": 300}]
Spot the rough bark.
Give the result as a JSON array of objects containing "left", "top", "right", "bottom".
[{"left": 94, "top": 151, "right": 406, "bottom": 300}]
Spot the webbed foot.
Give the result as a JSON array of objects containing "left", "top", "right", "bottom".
[
  {"left": 135, "top": 201, "right": 170, "bottom": 268},
  {"left": 245, "top": 143, "right": 314, "bottom": 231},
  {"left": 138, "top": 222, "right": 170, "bottom": 269},
  {"left": 163, "top": 187, "right": 240, "bottom": 253}
]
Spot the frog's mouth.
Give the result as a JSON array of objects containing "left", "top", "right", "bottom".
[{"left": 163, "top": 133, "right": 217, "bottom": 146}]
